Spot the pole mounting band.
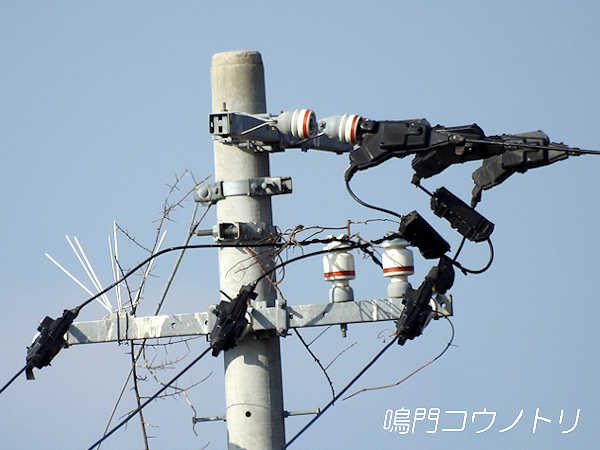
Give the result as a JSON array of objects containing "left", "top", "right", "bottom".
[{"left": 194, "top": 177, "right": 292, "bottom": 205}]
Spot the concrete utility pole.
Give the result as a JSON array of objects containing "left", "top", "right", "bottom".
[{"left": 211, "top": 50, "right": 285, "bottom": 450}]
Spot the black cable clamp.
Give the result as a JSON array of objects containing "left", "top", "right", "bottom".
[
  {"left": 25, "top": 307, "right": 80, "bottom": 380},
  {"left": 396, "top": 257, "right": 455, "bottom": 345},
  {"left": 210, "top": 285, "right": 257, "bottom": 357}
]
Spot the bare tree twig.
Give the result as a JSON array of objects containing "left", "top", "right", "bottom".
[
  {"left": 293, "top": 329, "right": 335, "bottom": 400},
  {"left": 324, "top": 341, "right": 358, "bottom": 371},
  {"left": 130, "top": 342, "right": 150, "bottom": 450}
]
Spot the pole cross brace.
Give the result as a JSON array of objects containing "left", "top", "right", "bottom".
[
  {"left": 65, "top": 295, "right": 451, "bottom": 345},
  {"left": 194, "top": 177, "right": 292, "bottom": 205}
]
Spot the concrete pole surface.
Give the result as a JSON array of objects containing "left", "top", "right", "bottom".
[{"left": 210, "top": 50, "right": 285, "bottom": 450}]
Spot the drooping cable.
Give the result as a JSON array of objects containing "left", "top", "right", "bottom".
[
  {"left": 0, "top": 235, "right": 381, "bottom": 397},
  {"left": 345, "top": 175, "right": 403, "bottom": 220},
  {"left": 78, "top": 236, "right": 379, "bottom": 313},
  {"left": 452, "top": 238, "right": 494, "bottom": 275}
]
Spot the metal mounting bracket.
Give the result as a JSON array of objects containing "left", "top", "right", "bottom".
[
  {"left": 212, "top": 221, "right": 276, "bottom": 242},
  {"left": 432, "top": 293, "right": 453, "bottom": 317},
  {"left": 194, "top": 177, "right": 292, "bottom": 205},
  {"left": 209, "top": 111, "right": 354, "bottom": 154}
]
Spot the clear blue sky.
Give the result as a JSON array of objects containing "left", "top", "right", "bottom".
[{"left": 1, "top": 2, "right": 598, "bottom": 449}]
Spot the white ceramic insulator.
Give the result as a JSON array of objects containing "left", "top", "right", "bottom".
[
  {"left": 323, "top": 240, "right": 356, "bottom": 281},
  {"left": 382, "top": 237, "right": 414, "bottom": 298},
  {"left": 276, "top": 109, "right": 317, "bottom": 139},
  {"left": 318, "top": 114, "right": 362, "bottom": 144},
  {"left": 382, "top": 238, "right": 414, "bottom": 277},
  {"left": 293, "top": 109, "right": 317, "bottom": 139}
]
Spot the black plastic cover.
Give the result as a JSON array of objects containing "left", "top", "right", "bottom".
[
  {"left": 25, "top": 308, "right": 79, "bottom": 380},
  {"left": 396, "top": 257, "right": 455, "bottom": 345},
  {"left": 346, "top": 119, "right": 431, "bottom": 180},
  {"left": 411, "top": 123, "right": 502, "bottom": 183},
  {"left": 399, "top": 211, "right": 450, "bottom": 259},
  {"left": 210, "top": 285, "right": 257, "bottom": 357},
  {"left": 471, "top": 133, "right": 568, "bottom": 205},
  {"left": 431, "top": 187, "right": 494, "bottom": 242}
]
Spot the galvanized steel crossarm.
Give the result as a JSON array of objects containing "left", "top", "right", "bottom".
[{"left": 66, "top": 297, "right": 406, "bottom": 345}]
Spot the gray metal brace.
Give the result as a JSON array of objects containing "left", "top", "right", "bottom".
[
  {"left": 194, "top": 177, "right": 292, "bottom": 205},
  {"left": 65, "top": 294, "right": 452, "bottom": 345}
]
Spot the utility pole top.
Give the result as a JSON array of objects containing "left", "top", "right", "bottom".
[{"left": 211, "top": 50, "right": 266, "bottom": 114}]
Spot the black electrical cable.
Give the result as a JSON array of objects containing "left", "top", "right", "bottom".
[
  {"left": 0, "top": 364, "right": 31, "bottom": 396},
  {"left": 342, "top": 313, "right": 455, "bottom": 401},
  {"left": 87, "top": 344, "right": 213, "bottom": 450},
  {"left": 86, "top": 237, "right": 383, "bottom": 449},
  {"left": 1, "top": 236, "right": 381, "bottom": 400},
  {"left": 77, "top": 239, "right": 348, "bottom": 312},
  {"left": 345, "top": 175, "right": 403, "bottom": 220},
  {"left": 452, "top": 238, "right": 494, "bottom": 275},
  {"left": 281, "top": 335, "right": 399, "bottom": 449},
  {"left": 252, "top": 239, "right": 379, "bottom": 288},
  {"left": 464, "top": 138, "right": 600, "bottom": 156}
]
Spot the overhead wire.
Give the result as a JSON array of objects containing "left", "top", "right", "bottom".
[
  {"left": 86, "top": 345, "right": 213, "bottom": 450},
  {"left": 463, "top": 138, "right": 600, "bottom": 156},
  {"left": 281, "top": 335, "right": 399, "bottom": 449},
  {"left": 3, "top": 215, "right": 463, "bottom": 448},
  {"left": 452, "top": 238, "right": 494, "bottom": 275},
  {"left": 0, "top": 233, "right": 385, "bottom": 399},
  {"left": 0, "top": 365, "right": 30, "bottom": 396},
  {"left": 343, "top": 314, "right": 455, "bottom": 400},
  {"left": 283, "top": 315, "right": 455, "bottom": 448},
  {"left": 89, "top": 236, "right": 384, "bottom": 449},
  {"left": 96, "top": 203, "right": 210, "bottom": 449}
]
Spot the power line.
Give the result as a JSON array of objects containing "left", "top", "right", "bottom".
[
  {"left": 1, "top": 235, "right": 382, "bottom": 399},
  {"left": 87, "top": 344, "right": 213, "bottom": 450},
  {"left": 284, "top": 314, "right": 455, "bottom": 448},
  {"left": 0, "top": 364, "right": 30, "bottom": 396},
  {"left": 282, "top": 335, "right": 399, "bottom": 449},
  {"left": 97, "top": 203, "right": 210, "bottom": 448}
]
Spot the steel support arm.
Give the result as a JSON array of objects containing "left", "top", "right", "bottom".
[{"left": 66, "top": 296, "right": 448, "bottom": 345}]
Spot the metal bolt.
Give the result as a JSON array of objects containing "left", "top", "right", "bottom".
[{"left": 198, "top": 186, "right": 209, "bottom": 199}]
